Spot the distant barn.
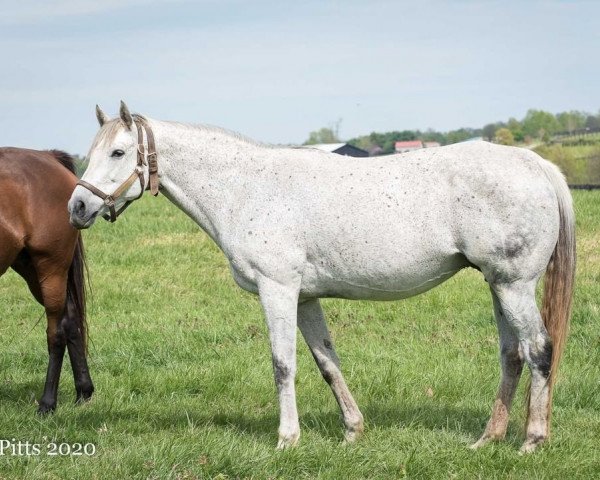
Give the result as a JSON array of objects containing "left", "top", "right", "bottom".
[
  {"left": 304, "top": 143, "right": 369, "bottom": 157},
  {"left": 395, "top": 140, "right": 423, "bottom": 153}
]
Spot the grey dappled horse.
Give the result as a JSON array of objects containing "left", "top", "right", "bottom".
[{"left": 69, "top": 102, "right": 575, "bottom": 453}]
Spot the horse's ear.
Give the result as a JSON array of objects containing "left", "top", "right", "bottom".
[
  {"left": 119, "top": 100, "right": 133, "bottom": 129},
  {"left": 96, "top": 104, "right": 110, "bottom": 126}
]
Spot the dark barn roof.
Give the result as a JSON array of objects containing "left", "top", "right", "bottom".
[{"left": 305, "top": 143, "right": 369, "bottom": 157}]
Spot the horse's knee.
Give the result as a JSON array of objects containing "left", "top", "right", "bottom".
[{"left": 272, "top": 356, "right": 294, "bottom": 389}]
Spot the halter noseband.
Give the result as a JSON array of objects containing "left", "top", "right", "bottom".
[{"left": 77, "top": 116, "right": 160, "bottom": 223}]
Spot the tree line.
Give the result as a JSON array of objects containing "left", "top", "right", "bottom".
[{"left": 304, "top": 109, "right": 600, "bottom": 155}]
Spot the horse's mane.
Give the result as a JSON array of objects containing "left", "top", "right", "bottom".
[
  {"left": 47, "top": 149, "right": 76, "bottom": 174},
  {"left": 157, "top": 118, "right": 272, "bottom": 148}
]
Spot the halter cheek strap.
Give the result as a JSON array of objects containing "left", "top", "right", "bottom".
[
  {"left": 76, "top": 116, "right": 159, "bottom": 223},
  {"left": 139, "top": 116, "right": 159, "bottom": 196},
  {"left": 77, "top": 169, "right": 145, "bottom": 223}
]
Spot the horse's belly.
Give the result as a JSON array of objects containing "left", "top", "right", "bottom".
[{"left": 299, "top": 253, "right": 468, "bottom": 301}]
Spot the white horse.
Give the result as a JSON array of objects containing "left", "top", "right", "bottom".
[{"left": 69, "top": 102, "right": 575, "bottom": 453}]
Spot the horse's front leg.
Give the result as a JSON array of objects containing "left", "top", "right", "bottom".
[
  {"left": 258, "top": 276, "right": 300, "bottom": 449},
  {"left": 298, "top": 298, "right": 363, "bottom": 442}
]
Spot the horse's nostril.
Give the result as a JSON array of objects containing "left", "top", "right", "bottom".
[{"left": 75, "top": 199, "right": 86, "bottom": 217}]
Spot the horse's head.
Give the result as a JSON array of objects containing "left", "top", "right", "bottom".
[{"left": 69, "top": 101, "right": 151, "bottom": 229}]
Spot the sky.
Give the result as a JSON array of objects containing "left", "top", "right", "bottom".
[{"left": 1, "top": 0, "right": 599, "bottom": 154}]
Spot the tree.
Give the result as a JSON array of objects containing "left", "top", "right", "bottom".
[
  {"left": 445, "top": 128, "right": 479, "bottom": 145},
  {"left": 421, "top": 129, "right": 446, "bottom": 145},
  {"left": 522, "top": 109, "right": 559, "bottom": 140},
  {"left": 304, "top": 127, "right": 340, "bottom": 145},
  {"left": 556, "top": 111, "right": 586, "bottom": 133},
  {"left": 585, "top": 115, "right": 600, "bottom": 130},
  {"left": 506, "top": 117, "right": 524, "bottom": 143},
  {"left": 482, "top": 123, "right": 498, "bottom": 141},
  {"left": 494, "top": 128, "right": 515, "bottom": 146}
]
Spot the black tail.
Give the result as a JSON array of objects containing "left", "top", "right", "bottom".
[
  {"left": 49, "top": 148, "right": 88, "bottom": 351},
  {"left": 66, "top": 234, "right": 88, "bottom": 354}
]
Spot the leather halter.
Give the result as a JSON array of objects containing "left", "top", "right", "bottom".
[{"left": 76, "top": 116, "right": 159, "bottom": 223}]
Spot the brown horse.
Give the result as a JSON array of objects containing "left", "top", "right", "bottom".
[{"left": 0, "top": 147, "right": 93, "bottom": 413}]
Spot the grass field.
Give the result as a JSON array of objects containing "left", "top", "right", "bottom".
[{"left": 0, "top": 191, "right": 599, "bottom": 479}]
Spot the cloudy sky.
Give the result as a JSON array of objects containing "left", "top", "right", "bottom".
[{"left": 1, "top": 0, "right": 598, "bottom": 154}]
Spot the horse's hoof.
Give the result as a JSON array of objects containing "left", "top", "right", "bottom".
[
  {"left": 519, "top": 436, "right": 545, "bottom": 454},
  {"left": 75, "top": 386, "right": 94, "bottom": 404},
  {"left": 37, "top": 402, "right": 56, "bottom": 415},
  {"left": 343, "top": 430, "right": 361, "bottom": 444},
  {"left": 276, "top": 431, "right": 300, "bottom": 450},
  {"left": 470, "top": 436, "right": 491, "bottom": 449},
  {"left": 343, "top": 424, "right": 364, "bottom": 444},
  {"left": 342, "top": 413, "right": 364, "bottom": 444}
]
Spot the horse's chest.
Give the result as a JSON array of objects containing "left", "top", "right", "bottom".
[{"left": 230, "top": 264, "right": 260, "bottom": 294}]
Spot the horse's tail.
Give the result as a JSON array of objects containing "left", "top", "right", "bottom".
[
  {"left": 529, "top": 157, "right": 576, "bottom": 429},
  {"left": 66, "top": 232, "right": 88, "bottom": 354},
  {"left": 47, "top": 149, "right": 88, "bottom": 351}
]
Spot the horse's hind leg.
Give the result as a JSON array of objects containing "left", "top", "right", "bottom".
[
  {"left": 487, "top": 280, "right": 553, "bottom": 453},
  {"left": 471, "top": 289, "right": 524, "bottom": 449},
  {"left": 63, "top": 297, "right": 94, "bottom": 403},
  {"left": 13, "top": 253, "right": 92, "bottom": 407},
  {"left": 21, "top": 256, "right": 70, "bottom": 414},
  {"left": 297, "top": 299, "right": 364, "bottom": 442},
  {"left": 12, "top": 255, "right": 81, "bottom": 412}
]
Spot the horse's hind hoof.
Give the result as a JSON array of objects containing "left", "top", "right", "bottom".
[
  {"left": 75, "top": 385, "right": 94, "bottom": 404},
  {"left": 519, "top": 436, "right": 546, "bottom": 454}
]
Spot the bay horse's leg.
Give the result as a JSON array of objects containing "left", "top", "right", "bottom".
[
  {"left": 63, "top": 298, "right": 94, "bottom": 403},
  {"left": 12, "top": 254, "right": 93, "bottom": 406},
  {"left": 258, "top": 277, "right": 300, "bottom": 449},
  {"left": 297, "top": 299, "right": 364, "bottom": 442},
  {"left": 489, "top": 281, "right": 553, "bottom": 453},
  {"left": 11, "top": 254, "right": 63, "bottom": 410},
  {"left": 31, "top": 258, "right": 69, "bottom": 414},
  {"left": 471, "top": 289, "right": 524, "bottom": 449}
]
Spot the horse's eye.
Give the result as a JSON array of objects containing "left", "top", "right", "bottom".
[{"left": 111, "top": 149, "right": 125, "bottom": 158}]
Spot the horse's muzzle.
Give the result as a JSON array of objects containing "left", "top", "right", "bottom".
[{"left": 68, "top": 191, "right": 100, "bottom": 229}]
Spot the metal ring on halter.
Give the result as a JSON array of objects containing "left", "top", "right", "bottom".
[{"left": 136, "top": 144, "right": 147, "bottom": 164}]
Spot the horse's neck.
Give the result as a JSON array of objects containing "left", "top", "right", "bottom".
[{"left": 152, "top": 120, "right": 262, "bottom": 242}]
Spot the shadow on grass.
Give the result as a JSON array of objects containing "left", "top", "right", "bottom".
[
  {"left": 0, "top": 380, "right": 527, "bottom": 449},
  {"left": 0, "top": 379, "right": 43, "bottom": 403}
]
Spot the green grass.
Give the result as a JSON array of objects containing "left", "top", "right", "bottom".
[{"left": 0, "top": 192, "right": 599, "bottom": 479}]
